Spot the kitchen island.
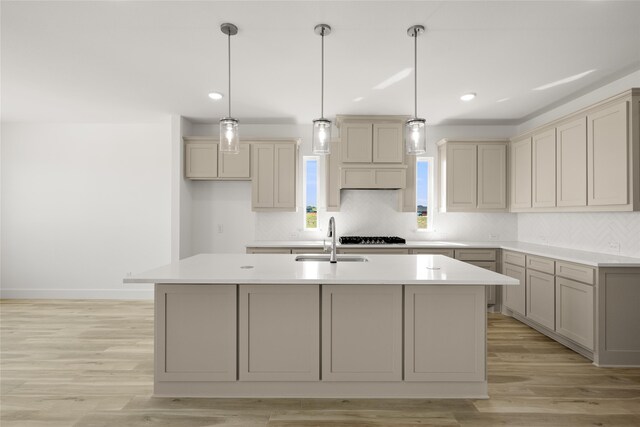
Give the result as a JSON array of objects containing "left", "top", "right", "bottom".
[{"left": 125, "top": 253, "right": 519, "bottom": 398}]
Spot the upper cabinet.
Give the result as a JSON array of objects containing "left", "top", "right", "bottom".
[
  {"left": 251, "top": 140, "right": 298, "bottom": 211},
  {"left": 438, "top": 139, "right": 508, "bottom": 213},
  {"left": 510, "top": 137, "right": 532, "bottom": 209},
  {"left": 509, "top": 88, "right": 639, "bottom": 212},
  {"left": 184, "top": 138, "right": 251, "bottom": 180},
  {"left": 338, "top": 117, "right": 404, "bottom": 164}
]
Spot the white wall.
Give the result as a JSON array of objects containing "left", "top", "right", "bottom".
[
  {"left": 184, "top": 122, "right": 519, "bottom": 254},
  {"left": 1, "top": 122, "right": 172, "bottom": 298},
  {"left": 515, "top": 70, "right": 640, "bottom": 258}
]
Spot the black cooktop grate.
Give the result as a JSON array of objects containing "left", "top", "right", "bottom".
[{"left": 339, "top": 236, "right": 406, "bottom": 245}]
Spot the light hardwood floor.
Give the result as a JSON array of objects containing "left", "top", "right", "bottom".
[{"left": 1, "top": 300, "right": 639, "bottom": 426}]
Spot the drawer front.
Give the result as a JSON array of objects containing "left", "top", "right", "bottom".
[
  {"left": 555, "top": 261, "right": 595, "bottom": 285},
  {"left": 409, "top": 248, "right": 454, "bottom": 258},
  {"left": 466, "top": 261, "right": 497, "bottom": 272},
  {"left": 454, "top": 249, "right": 496, "bottom": 261},
  {"left": 526, "top": 255, "right": 555, "bottom": 274},
  {"left": 291, "top": 248, "right": 325, "bottom": 254},
  {"left": 503, "top": 251, "right": 526, "bottom": 267},
  {"left": 338, "top": 248, "right": 409, "bottom": 255},
  {"left": 246, "top": 248, "right": 292, "bottom": 254}
]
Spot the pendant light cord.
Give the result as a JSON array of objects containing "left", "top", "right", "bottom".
[
  {"left": 227, "top": 32, "right": 231, "bottom": 118},
  {"left": 321, "top": 29, "right": 325, "bottom": 119},
  {"left": 414, "top": 31, "right": 417, "bottom": 119}
]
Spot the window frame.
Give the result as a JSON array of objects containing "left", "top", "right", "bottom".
[
  {"left": 303, "top": 155, "right": 320, "bottom": 231},
  {"left": 415, "top": 157, "right": 434, "bottom": 232}
]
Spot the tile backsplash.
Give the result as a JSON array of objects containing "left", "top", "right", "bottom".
[
  {"left": 518, "top": 212, "right": 640, "bottom": 258},
  {"left": 256, "top": 190, "right": 518, "bottom": 242}
]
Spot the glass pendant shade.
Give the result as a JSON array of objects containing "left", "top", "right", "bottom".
[
  {"left": 219, "top": 117, "right": 239, "bottom": 154},
  {"left": 312, "top": 119, "right": 331, "bottom": 154},
  {"left": 405, "top": 118, "right": 426, "bottom": 155}
]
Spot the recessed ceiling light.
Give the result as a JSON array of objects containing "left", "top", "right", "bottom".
[
  {"left": 460, "top": 93, "right": 476, "bottom": 102},
  {"left": 353, "top": 97, "right": 364, "bottom": 102},
  {"left": 208, "top": 92, "right": 223, "bottom": 100}
]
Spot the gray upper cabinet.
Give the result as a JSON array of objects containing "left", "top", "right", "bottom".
[
  {"left": 438, "top": 139, "right": 508, "bottom": 212},
  {"left": 337, "top": 116, "right": 405, "bottom": 164},
  {"left": 184, "top": 138, "right": 250, "bottom": 180},
  {"left": 509, "top": 88, "right": 639, "bottom": 212},
  {"left": 251, "top": 141, "right": 298, "bottom": 211}
]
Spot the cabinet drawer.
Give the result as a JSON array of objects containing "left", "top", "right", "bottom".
[
  {"left": 291, "top": 248, "right": 325, "bottom": 254},
  {"left": 467, "top": 261, "right": 497, "bottom": 272},
  {"left": 337, "top": 248, "right": 409, "bottom": 255},
  {"left": 526, "top": 255, "right": 555, "bottom": 274},
  {"left": 246, "top": 248, "right": 292, "bottom": 254},
  {"left": 409, "top": 248, "right": 454, "bottom": 257},
  {"left": 555, "top": 261, "right": 595, "bottom": 285},
  {"left": 503, "top": 251, "right": 526, "bottom": 267},
  {"left": 454, "top": 249, "right": 496, "bottom": 261}
]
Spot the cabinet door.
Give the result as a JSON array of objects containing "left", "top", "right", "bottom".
[
  {"left": 372, "top": 123, "right": 403, "bottom": 163},
  {"left": 405, "top": 285, "right": 485, "bottom": 381},
  {"left": 341, "top": 123, "right": 373, "bottom": 163},
  {"left": 239, "top": 285, "right": 319, "bottom": 381},
  {"left": 156, "top": 284, "right": 236, "bottom": 382},
  {"left": 322, "top": 285, "right": 402, "bottom": 381},
  {"left": 274, "top": 143, "right": 296, "bottom": 208},
  {"left": 185, "top": 142, "right": 218, "bottom": 179},
  {"left": 511, "top": 137, "right": 532, "bottom": 209},
  {"left": 219, "top": 142, "right": 250, "bottom": 178},
  {"left": 252, "top": 144, "right": 275, "bottom": 208},
  {"left": 556, "top": 277, "right": 594, "bottom": 350},
  {"left": 526, "top": 269, "right": 555, "bottom": 330},
  {"left": 532, "top": 128, "right": 557, "bottom": 208},
  {"left": 502, "top": 263, "right": 526, "bottom": 316},
  {"left": 446, "top": 143, "right": 477, "bottom": 210},
  {"left": 326, "top": 139, "right": 341, "bottom": 211},
  {"left": 477, "top": 143, "right": 507, "bottom": 210},
  {"left": 556, "top": 118, "right": 587, "bottom": 207},
  {"left": 587, "top": 101, "right": 629, "bottom": 206},
  {"left": 466, "top": 261, "right": 497, "bottom": 305}
]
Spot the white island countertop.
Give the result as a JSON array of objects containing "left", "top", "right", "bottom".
[{"left": 125, "top": 253, "right": 519, "bottom": 286}]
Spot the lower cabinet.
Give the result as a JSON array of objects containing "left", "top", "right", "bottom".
[
  {"left": 526, "top": 269, "right": 556, "bottom": 330},
  {"left": 555, "top": 277, "right": 594, "bottom": 350},
  {"left": 404, "top": 286, "right": 485, "bottom": 381},
  {"left": 156, "top": 284, "right": 237, "bottom": 381},
  {"left": 239, "top": 285, "right": 319, "bottom": 381},
  {"left": 322, "top": 285, "right": 402, "bottom": 381},
  {"left": 503, "top": 262, "right": 526, "bottom": 317}
]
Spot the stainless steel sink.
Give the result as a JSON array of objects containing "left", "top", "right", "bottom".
[{"left": 295, "top": 255, "right": 368, "bottom": 263}]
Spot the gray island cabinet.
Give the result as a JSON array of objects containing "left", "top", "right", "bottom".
[{"left": 125, "top": 253, "right": 518, "bottom": 398}]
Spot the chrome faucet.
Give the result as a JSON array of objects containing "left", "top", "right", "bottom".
[{"left": 327, "top": 217, "right": 337, "bottom": 263}]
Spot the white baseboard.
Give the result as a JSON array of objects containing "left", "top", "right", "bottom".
[{"left": 0, "top": 289, "right": 154, "bottom": 300}]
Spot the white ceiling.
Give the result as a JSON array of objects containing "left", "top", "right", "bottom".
[{"left": 2, "top": 1, "right": 640, "bottom": 124}]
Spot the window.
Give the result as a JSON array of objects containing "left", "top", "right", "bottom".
[
  {"left": 416, "top": 158, "right": 433, "bottom": 230},
  {"left": 303, "top": 156, "right": 319, "bottom": 230}
]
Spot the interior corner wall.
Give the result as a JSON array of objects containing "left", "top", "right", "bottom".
[
  {"left": 1, "top": 121, "right": 172, "bottom": 298},
  {"left": 515, "top": 70, "right": 640, "bottom": 258}
]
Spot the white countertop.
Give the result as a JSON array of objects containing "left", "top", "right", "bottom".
[
  {"left": 124, "top": 254, "right": 519, "bottom": 286},
  {"left": 246, "top": 240, "right": 640, "bottom": 267}
]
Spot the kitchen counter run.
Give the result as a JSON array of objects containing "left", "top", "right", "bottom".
[{"left": 246, "top": 240, "right": 640, "bottom": 267}]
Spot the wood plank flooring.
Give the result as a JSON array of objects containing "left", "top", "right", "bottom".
[{"left": 1, "top": 300, "right": 639, "bottom": 426}]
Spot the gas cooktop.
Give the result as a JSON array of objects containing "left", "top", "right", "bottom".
[{"left": 339, "top": 236, "right": 406, "bottom": 245}]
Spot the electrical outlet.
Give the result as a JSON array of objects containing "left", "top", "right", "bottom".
[
  {"left": 489, "top": 233, "right": 499, "bottom": 241},
  {"left": 608, "top": 242, "right": 621, "bottom": 253}
]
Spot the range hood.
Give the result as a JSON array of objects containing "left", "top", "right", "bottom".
[{"left": 340, "top": 164, "right": 408, "bottom": 189}]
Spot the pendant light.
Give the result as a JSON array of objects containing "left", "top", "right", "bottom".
[
  {"left": 405, "top": 25, "right": 426, "bottom": 155},
  {"left": 220, "top": 23, "right": 239, "bottom": 154},
  {"left": 312, "top": 24, "right": 332, "bottom": 155}
]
